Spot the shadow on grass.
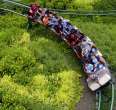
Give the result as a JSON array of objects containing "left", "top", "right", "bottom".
[{"left": 27, "top": 23, "right": 84, "bottom": 72}]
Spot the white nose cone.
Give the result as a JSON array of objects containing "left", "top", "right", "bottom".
[
  {"left": 98, "top": 72, "right": 111, "bottom": 85},
  {"left": 87, "top": 80, "right": 101, "bottom": 91},
  {"left": 87, "top": 68, "right": 111, "bottom": 91}
]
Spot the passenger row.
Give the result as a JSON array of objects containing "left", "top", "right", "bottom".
[{"left": 28, "top": 4, "right": 107, "bottom": 81}]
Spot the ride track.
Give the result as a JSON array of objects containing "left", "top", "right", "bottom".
[{"left": 0, "top": 0, "right": 115, "bottom": 110}]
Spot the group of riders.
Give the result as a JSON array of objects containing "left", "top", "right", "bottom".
[{"left": 28, "top": 4, "right": 107, "bottom": 81}]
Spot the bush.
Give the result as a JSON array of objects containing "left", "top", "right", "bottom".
[
  {"left": 0, "top": 15, "right": 83, "bottom": 110},
  {"left": 0, "top": 28, "right": 30, "bottom": 48},
  {"left": 20, "top": 0, "right": 116, "bottom": 11},
  {"left": 0, "top": 15, "right": 26, "bottom": 30},
  {"left": 93, "top": 0, "right": 116, "bottom": 10}
]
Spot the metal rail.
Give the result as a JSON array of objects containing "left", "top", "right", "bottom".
[
  {"left": 2, "top": 0, "right": 116, "bottom": 13},
  {"left": 96, "top": 82, "right": 115, "bottom": 110},
  {"left": 110, "top": 82, "right": 115, "bottom": 110},
  {"left": 0, "top": 7, "right": 27, "bottom": 17},
  {"left": 96, "top": 90, "right": 102, "bottom": 110},
  {"left": 58, "top": 12, "right": 116, "bottom": 16},
  {"left": 1, "top": 0, "right": 116, "bottom": 16},
  {"left": 3, "top": 0, "right": 30, "bottom": 9},
  {"left": 50, "top": 9, "right": 116, "bottom": 13}
]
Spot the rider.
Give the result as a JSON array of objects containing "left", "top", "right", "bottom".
[
  {"left": 42, "top": 14, "right": 49, "bottom": 26},
  {"left": 61, "top": 19, "right": 71, "bottom": 37},
  {"left": 84, "top": 62, "right": 99, "bottom": 81},
  {"left": 67, "top": 33, "right": 80, "bottom": 47},
  {"left": 48, "top": 16, "right": 59, "bottom": 29},
  {"left": 84, "top": 63, "right": 94, "bottom": 74},
  {"left": 27, "top": 3, "right": 40, "bottom": 28},
  {"left": 81, "top": 42, "right": 92, "bottom": 60},
  {"left": 28, "top": 3, "right": 40, "bottom": 21}
]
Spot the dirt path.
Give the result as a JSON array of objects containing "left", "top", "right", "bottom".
[{"left": 76, "top": 78, "right": 96, "bottom": 110}]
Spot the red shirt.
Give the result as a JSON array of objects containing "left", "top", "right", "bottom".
[
  {"left": 67, "top": 34, "right": 79, "bottom": 46},
  {"left": 28, "top": 4, "right": 40, "bottom": 19}
]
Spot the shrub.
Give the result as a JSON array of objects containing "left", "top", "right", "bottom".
[
  {"left": 0, "top": 28, "right": 30, "bottom": 48},
  {"left": 93, "top": 0, "right": 116, "bottom": 10},
  {"left": 20, "top": 0, "right": 116, "bottom": 11},
  {"left": 0, "top": 15, "right": 26, "bottom": 30},
  {"left": 0, "top": 15, "right": 83, "bottom": 110}
]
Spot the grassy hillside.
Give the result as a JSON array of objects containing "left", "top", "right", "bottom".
[{"left": 0, "top": 15, "right": 83, "bottom": 110}]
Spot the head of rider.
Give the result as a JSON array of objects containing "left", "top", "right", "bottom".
[
  {"left": 29, "top": 3, "right": 40, "bottom": 18},
  {"left": 84, "top": 63, "right": 94, "bottom": 74},
  {"left": 91, "top": 55, "right": 98, "bottom": 65}
]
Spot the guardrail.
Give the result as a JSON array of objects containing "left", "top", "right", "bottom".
[{"left": 96, "top": 82, "right": 115, "bottom": 110}]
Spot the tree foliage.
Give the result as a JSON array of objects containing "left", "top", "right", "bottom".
[
  {"left": 93, "top": 0, "right": 116, "bottom": 10},
  {"left": 21, "top": 0, "right": 116, "bottom": 10}
]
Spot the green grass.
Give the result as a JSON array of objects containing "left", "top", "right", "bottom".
[
  {"left": 0, "top": 15, "right": 83, "bottom": 110},
  {"left": 21, "top": 0, "right": 116, "bottom": 10}
]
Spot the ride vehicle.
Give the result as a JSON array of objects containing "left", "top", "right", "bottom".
[{"left": 28, "top": 4, "right": 112, "bottom": 91}]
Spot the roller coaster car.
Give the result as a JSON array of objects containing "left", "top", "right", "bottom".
[
  {"left": 28, "top": 4, "right": 112, "bottom": 91},
  {"left": 87, "top": 67, "right": 111, "bottom": 91}
]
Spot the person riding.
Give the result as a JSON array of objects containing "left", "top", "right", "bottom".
[
  {"left": 57, "top": 19, "right": 63, "bottom": 35},
  {"left": 48, "top": 16, "right": 59, "bottom": 28},
  {"left": 27, "top": 3, "right": 41, "bottom": 29},
  {"left": 91, "top": 55, "right": 98, "bottom": 64},
  {"left": 84, "top": 63, "right": 94, "bottom": 74},
  {"left": 81, "top": 42, "right": 92, "bottom": 60},
  {"left": 84, "top": 62, "right": 99, "bottom": 81},
  {"left": 28, "top": 3, "right": 40, "bottom": 21},
  {"left": 42, "top": 14, "right": 49, "bottom": 26},
  {"left": 66, "top": 33, "right": 80, "bottom": 47},
  {"left": 61, "top": 19, "right": 71, "bottom": 37}
]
